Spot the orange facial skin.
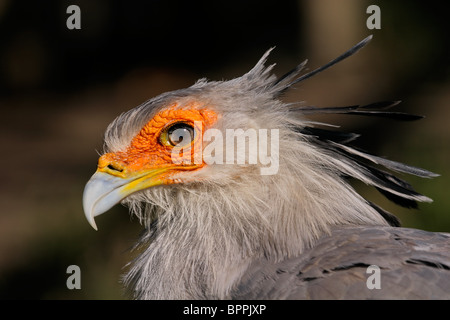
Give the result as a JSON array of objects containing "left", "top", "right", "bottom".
[{"left": 97, "top": 103, "right": 217, "bottom": 185}]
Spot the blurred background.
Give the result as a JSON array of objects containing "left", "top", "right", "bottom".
[{"left": 0, "top": 0, "right": 448, "bottom": 299}]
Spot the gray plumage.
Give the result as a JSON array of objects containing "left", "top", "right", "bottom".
[
  {"left": 233, "top": 226, "right": 450, "bottom": 299},
  {"left": 83, "top": 36, "right": 450, "bottom": 299}
]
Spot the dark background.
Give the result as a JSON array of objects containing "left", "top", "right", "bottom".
[{"left": 0, "top": 0, "right": 449, "bottom": 299}]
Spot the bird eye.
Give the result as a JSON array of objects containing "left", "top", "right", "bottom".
[{"left": 160, "top": 122, "right": 195, "bottom": 147}]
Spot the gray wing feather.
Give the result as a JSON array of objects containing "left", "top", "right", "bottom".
[{"left": 232, "top": 226, "right": 450, "bottom": 299}]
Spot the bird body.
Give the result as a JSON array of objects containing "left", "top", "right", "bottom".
[
  {"left": 83, "top": 36, "right": 450, "bottom": 299},
  {"left": 233, "top": 226, "right": 450, "bottom": 299}
]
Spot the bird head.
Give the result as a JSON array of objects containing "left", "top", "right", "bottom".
[{"left": 82, "top": 46, "right": 289, "bottom": 230}]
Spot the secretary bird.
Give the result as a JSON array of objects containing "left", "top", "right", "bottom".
[{"left": 83, "top": 36, "right": 450, "bottom": 299}]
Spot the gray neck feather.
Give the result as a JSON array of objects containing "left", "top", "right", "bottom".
[{"left": 121, "top": 134, "right": 388, "bottom": 299}]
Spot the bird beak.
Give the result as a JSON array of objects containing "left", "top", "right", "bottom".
[{"left": 82, "top": 167, "right": 170, "bottom": 230}]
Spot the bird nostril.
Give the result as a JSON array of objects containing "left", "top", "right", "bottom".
[
  {"left": 107, "top": 164, "right": 124, "bottom": 172},
  {"left": 98, "top": 154, "right": 126, "bottom": 175}
]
